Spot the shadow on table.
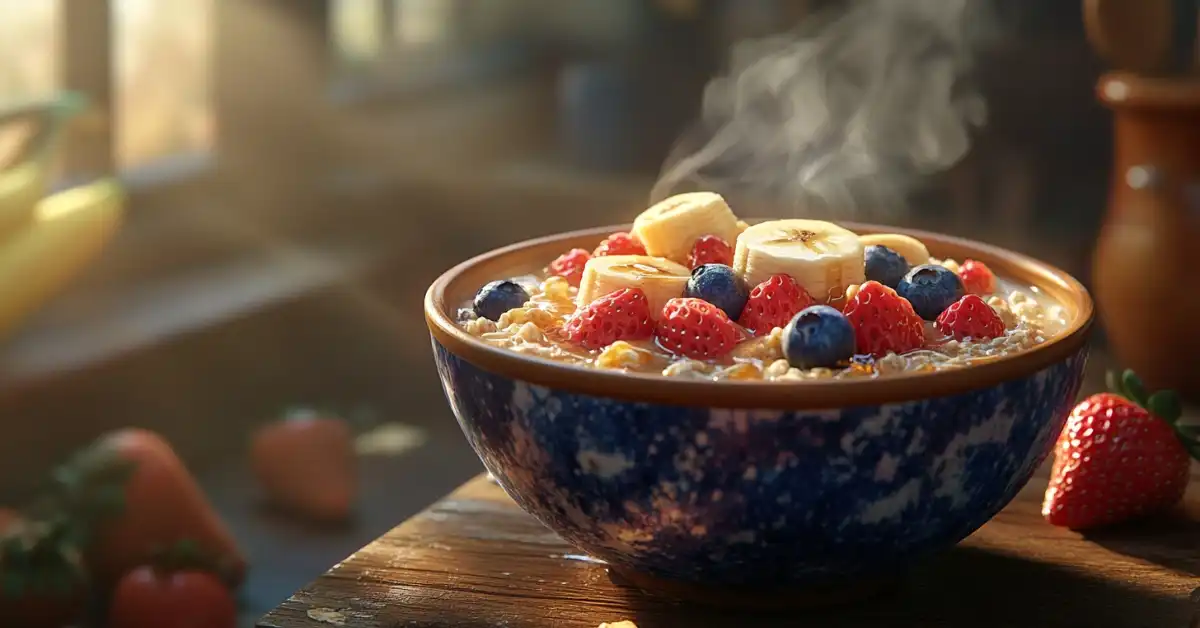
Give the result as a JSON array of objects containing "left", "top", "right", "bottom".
[
  {"left": 612, "top": 546, "right": 1193, "bottom": 628},
  {"left": 1079, "top": 506, "right": 1200, "bottom": 578}
]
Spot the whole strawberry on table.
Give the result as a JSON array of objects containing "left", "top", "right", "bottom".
[
  {"left": 0, "top": 428, "right": 245, "bottom": 628},
  {"left": 1043, "top": 369, "right": 1199, "bottom": 530},
  {"left": 108, "top": 540, "right": 238, "bottom": 628}
]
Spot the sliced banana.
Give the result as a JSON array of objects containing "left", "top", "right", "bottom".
[
  {"left": 576, "top": 255, "right": 691, "bottom": 316},
  {"left": 734, "top": 219, "right": 864, "bottom": 303},
  {"left": 860, "top": 233, "right": 931, "bottom": 266},
  {"left": 632, "top": 192, "right": 742, "bottom": 264}
]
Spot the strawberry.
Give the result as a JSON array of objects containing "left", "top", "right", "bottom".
[
  {"left": 1043, "top": 370, "right": 1198, "bottom": 530},
  {"left": 935, "top": 294, "right": 1006, "bottom": 340},
  {"left": 252, "top": 409, "right": 356, "bottom": 523},
  {"left": 842, "top": 281, "right": 926, "bottom": 357},
  {"left": 51, "top": 429, "right": 246, "bottom": 588},
  {"left": 110, "top": 562, "right": 237, "bottom": 628},
  {"left": 564, "top": 288, "right": 654, "bottom": 350},
  {"left": 656, "top": 298, "right": 743, "bottom": 359},
  {"left": 737, "top": 274, "right": 814, "bottom": 336},
  {"left": 594, "top": 232, "right": 646, "bottom": 257},
  {"left": 548, "top": 249, "right": 591, "bottom": 287},
  {"left": 957, "top": 259, "right": 996, "bottom": 295},
  {"left": 688, "top": 235, "right": 734, "bottom": 269}
]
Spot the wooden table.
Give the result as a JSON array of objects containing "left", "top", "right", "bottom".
[{"left": 259, "top": 466, "right": 1200, "bottom": 628}]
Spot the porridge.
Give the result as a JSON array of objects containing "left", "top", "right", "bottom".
[{"left": 457, "top": 192, "right": 1068, "bottom": 381}]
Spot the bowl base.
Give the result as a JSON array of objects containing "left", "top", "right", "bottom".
[{"left": 608, "top": 567, "right": 900, "bottom": 611}]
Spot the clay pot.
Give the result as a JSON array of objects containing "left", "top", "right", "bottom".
[{"left": 1093, "top": 73, "right": 1200, "bottom": 399}]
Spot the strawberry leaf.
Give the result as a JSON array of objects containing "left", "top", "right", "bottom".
[
  {"left": 1147, "top": 390, "right": 1183, "bottom": 423},
  {"left": 1105, "top": 369, "right": 1127, "bottom": 399},
  {"left": 0, "top": 518, "right": 87, "bottom": 600},
  {"left": 1184, "top": 440, "right": 1200, "bottom": 462},
  {"left": 149, "top": 538, "right": 241, "bottom": 587},
  {"left": 45, "top": 444, "right": 137, "bottom": 545},
  {"left": 1177, "top": 423, "right": 1200, "bottom": 461},
  {"left": 1, "top": 572, "right": 24, "bottom": 598},
  {"left": 1121, "top": 369, "right": 1148, "bottom": 406},
  {"left": 282, "top": 405, "right": 325, "bottom": 422}
]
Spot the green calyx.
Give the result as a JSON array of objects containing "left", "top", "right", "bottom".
[
  {"left": 279, "top": 403, "right": 368, "bottom": 431},
  {"left": 0, "top": 517, "right": 87, "bottom": 600},
  {"left": 1107, "top": 369, "right": 1199, "bottom": 460},
  {"left": 281, "top": 405, "right": 326, "bottom": 423},
  {"left": 42, "top": 443, "right": 136, "bottom": 546},
  {"left": 149, "top": 539, "right": 240, "bottom": 588},
  {"left": 0, "top": 438, "right": 137, "bottom": 602}
]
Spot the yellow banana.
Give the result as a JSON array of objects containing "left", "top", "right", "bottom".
[
  {"left": 0, "top": 92, "right": 87, "bottom": 239},
  {"left": 0, "top": 178, "right": 125, "bottom": 340},
  {"left": 0, "top": 162, "right": 47, "bottom": 238}
]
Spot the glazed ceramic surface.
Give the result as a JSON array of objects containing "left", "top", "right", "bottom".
[
  {"left": 426, "top": 223, "right": 1094, "bottom": 589},
  {"left": 433, "top": 342, "right": 1087, "bottom": 586},
  {"left": 1094, "top": 74, "right": 1200, "bottom": 400}
]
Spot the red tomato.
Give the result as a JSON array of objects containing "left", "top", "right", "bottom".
[{"left": 109, "top": 566, "right": 236, "bottom": 628}]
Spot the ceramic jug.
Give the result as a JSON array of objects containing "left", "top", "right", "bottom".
[{"left": 1093, "top": 74, "right": 1200, "bottom": 399}]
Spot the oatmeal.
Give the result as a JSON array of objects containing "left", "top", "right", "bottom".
[{"left": 460, "top": 193, "right": 1067, "bottom": 381}]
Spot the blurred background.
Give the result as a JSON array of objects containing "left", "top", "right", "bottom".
[{"left": 0, "top": 0, "right": 1108, "bottom": 621}]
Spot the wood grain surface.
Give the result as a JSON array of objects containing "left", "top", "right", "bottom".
[{"left": 259, "top": 465, "right": 1200, "bottom": 628}]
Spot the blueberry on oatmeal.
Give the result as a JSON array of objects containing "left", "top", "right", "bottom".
[
  {"left": 685, "top": 264, "right": 749, "bottom": 319},
  {"left": 473, "top": 280, "right": 530, "bottom": 321},
  {"left": 898, "top": 264, "right": 965, "bottom": 320},
  {"left": 864, "top": 245, "right": 910, "bottom": 289},
  {"left": 783, "top": 305, "right": 856, "bottom": 369}
]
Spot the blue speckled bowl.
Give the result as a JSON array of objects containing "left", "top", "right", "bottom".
[{"left": 426, "top": 224, "right": 1093, "bottom": 603}]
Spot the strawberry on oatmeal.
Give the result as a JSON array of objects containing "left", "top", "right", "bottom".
[{"left": 460, "top": 192, "right": 1067, "bottom": 381}]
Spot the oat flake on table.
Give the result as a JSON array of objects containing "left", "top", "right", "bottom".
[{"left": 306, "top": 607, "right": 347, "bottom": 625}]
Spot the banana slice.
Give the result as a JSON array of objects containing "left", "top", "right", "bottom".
[
  {"left": 860, "top": 234, "right": 931, "bottom": 266},
  {"left": 577, "top": 255, "right": 691, "bottom": 316},
  {"left": 734, "top": 219, "right": 864, "bottom": 302},
  {"left": 632, "top": 192, "right": 742, "bottom": 264}
]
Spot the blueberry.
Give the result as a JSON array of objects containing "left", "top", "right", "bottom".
[
  {"left": 783, "top": 305, "right": 856, "bottom": 369},
  {"left": 685, "top": 264, "right": 749, "bottom": 319},
  {"left": 864, "top": 245, "right": 910, "bottom": 289},
  {"left": 897, "top": 264, "right": 964, "bottom": 320},
  {"left": 473, "top": 280, "right": 530, "bottom": 321}
]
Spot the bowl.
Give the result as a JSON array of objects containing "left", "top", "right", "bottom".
[{"left": 424, "top": 223, "right": 1093, "bottom": 607}]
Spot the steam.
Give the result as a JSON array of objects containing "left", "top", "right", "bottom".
[{"left": 652, "top": 0, "right": 997, "bottom": 217}]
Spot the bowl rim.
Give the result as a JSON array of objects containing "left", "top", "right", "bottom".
[{"left": 425, "top": 222, "right": 1094, "bottom": 409}]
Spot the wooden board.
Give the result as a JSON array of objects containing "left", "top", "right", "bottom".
[{"left": 259, "top": 468, "right": 1200, "bottom": 628}]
